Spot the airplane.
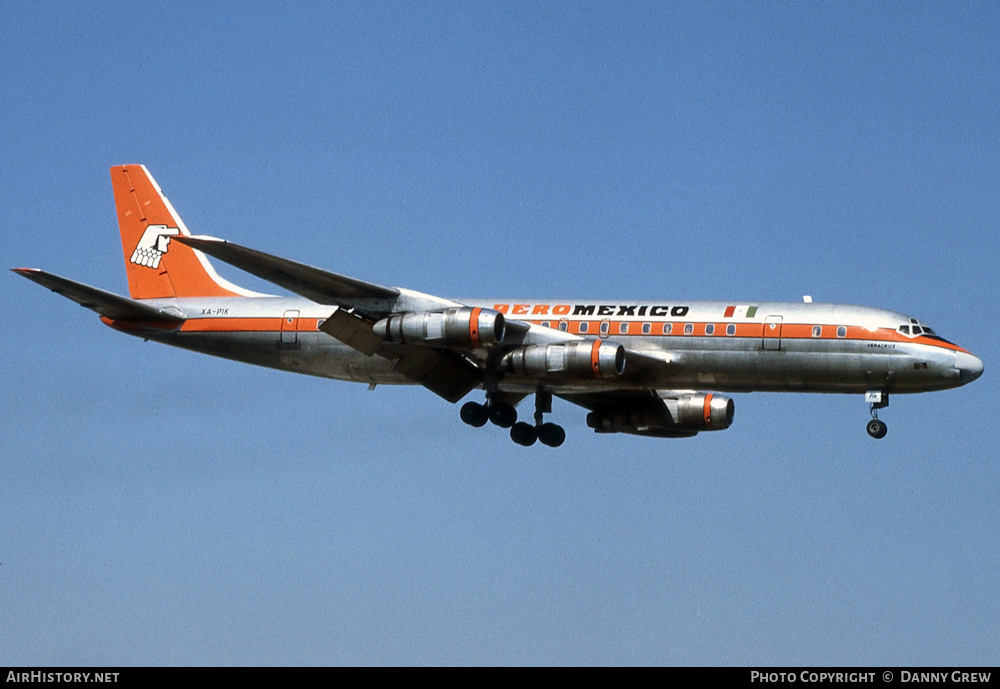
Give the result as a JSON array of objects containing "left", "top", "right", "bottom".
[{"left": 12, "top": 165, "right": 984, "bottom": 447}]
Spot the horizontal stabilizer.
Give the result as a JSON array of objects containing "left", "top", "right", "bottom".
[
  {"left": 12, "top": 268, "right": 184, "bottom": 323},
  {"left": 174, "top": 236, "right": 399, "bottom": 309}
]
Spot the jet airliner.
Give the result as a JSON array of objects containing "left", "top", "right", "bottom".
[{"left": 13, "top": 165, "right": 983, "bottom": 447}]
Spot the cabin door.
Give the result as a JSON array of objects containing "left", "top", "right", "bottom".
[
  {"left": 281, "top": 310, "right": 300, "bottom": 345},
  {"left": 762, "top": 315, "right": 782, "bottom": 351}
]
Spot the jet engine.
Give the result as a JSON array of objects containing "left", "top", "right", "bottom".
[
  {"left": 586, "top": 392, "right": 735, "bottom": 436},
  {"left": 372, "top": 307, "right": 505, "bottom": 348},
  {"left": 500, "top": 341, "right": 626, "bottom": 379}
]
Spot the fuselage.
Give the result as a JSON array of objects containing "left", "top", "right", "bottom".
[
  {"left": 19, "top": 165, "right": 983, "bottom": 445},
  {"left": 104, "top": 296, "right": 983, "bottom": 396}
]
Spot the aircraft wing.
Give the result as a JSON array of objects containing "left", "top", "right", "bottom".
[
  {"left": 171, "top": 236, "right": 545, "bottom": 402},
  {"left": 555, "top": 389, "right": 700, "bottom": 438},
  {"left": 555, "top": 389, "right": 663, "bottom": 412},
  {"left": 173, "top": 235, "right": 401, "bottom": 314},
  {"left": 318, "top": 306, "right": 481, "bottom": 402},
  {"left": 11, "top": 268, "right": 184, "bottom": 324},
  {"left": 172, "top": 235, "right": 670, "bottom": 404}
]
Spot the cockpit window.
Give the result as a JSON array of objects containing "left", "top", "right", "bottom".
[{"left": 899, "top": 320, "right": 942, "bottom": 339}]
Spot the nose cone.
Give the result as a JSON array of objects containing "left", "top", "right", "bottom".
[{"left": 955, "top": 351, "right": 984, "bottom": 385}]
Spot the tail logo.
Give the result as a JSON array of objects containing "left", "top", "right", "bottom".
[{"left": 130, "top": 225, "right": 180, "bottom": 269}]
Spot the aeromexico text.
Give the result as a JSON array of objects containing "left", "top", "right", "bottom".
[{"left": 493, "top": 303, "right": 691, "bottom": 318}]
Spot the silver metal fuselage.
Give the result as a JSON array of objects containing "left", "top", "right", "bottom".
[
  {"left": 19, "top": 164, "right": 980, "bottom": 444},
  {"left": 113, "top": 296, "right": 981, "bottom": 397}
]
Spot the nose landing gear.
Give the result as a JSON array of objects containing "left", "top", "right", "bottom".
[{"left": 865, "top": 391, "right": 889, "bottom": 439}]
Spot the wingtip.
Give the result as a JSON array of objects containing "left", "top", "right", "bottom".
[{"left": 173, "top": 234, "right": 227, "bottom": 246}]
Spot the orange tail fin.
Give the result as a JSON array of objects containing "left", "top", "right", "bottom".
[{"left": 111, "top": 165, "right": 253, "bottom": 299}]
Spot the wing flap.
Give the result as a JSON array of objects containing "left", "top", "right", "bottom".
[
  {"left": 12, "top": 269, "right": 184, "bottom": 323},
  {"left": 319, "top": 306, "right": 481, "bottom": 402},
  {"left": 393, "top": 348, "right": 481, "bottom": 403},
  {"left": 319, "top": 308, "right": 385, "bottom": 357}
]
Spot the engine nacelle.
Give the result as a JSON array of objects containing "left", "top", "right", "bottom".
[
  {"left": 668, "top": 392, "right": 735, "bottom": 431},
  {"left": 372, "top": 307, "right": 505, "bottom": 348},
  {"left": 501, "top": 341, "right": 626, "bottom": 379},
  {"left": 586, "top": 392, "right": 735, "bottom": 437}
]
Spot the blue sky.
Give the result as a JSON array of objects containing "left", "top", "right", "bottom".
[{"left": 2, "top": 2, "right": 998, "bottom": 666}]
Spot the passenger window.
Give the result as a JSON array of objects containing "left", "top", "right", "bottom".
[
  {"left": 663, "top": 323, "right": 672, "bottom": 335},
  {"left": 558, "top": 321, "right": 568, "bottom": 332},
  {"left": 641, "top": 323, "right": 651, "bottom": 334},
  {"left": 705, "top": 324, "right": 715, "bottom": 335},
  {"left": 837, "top": 326, "right": 847, "bottom": 338},
  {"left": 619, "top": 322, "right": 629, "bottom": 334},
  {"left": 812, "top": 326, "right": 822, "bottom": 337},
  {"left": 579, "top": 322, "right": 589, "bottom": 334},
  {"left": 600, "top": 321, "right": 610, "bottom": 335},
  {"left": 683, "top": 323, "right": 694, "bottom": 335},
  {"left": 541, "top": 321, "right": 550, "bottom": 329},
  {"left": 726, "top": 324, "right": 736, "bottom": 336}
]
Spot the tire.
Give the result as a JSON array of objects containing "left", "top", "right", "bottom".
[
  {"left": 866, "top": 419, "right": 888, "bottom": 439},
  {"left": 537, "top": 423, "right": 566, "bottom": 448},
  {"left": 510, "top": 422, "right": 537, "bottom": 446},
  {"left": 489, "top": 403, "right": 517, "bottom": 428},
  {"left": 460, "top": 402, "right": 488, "bottom": 427}
]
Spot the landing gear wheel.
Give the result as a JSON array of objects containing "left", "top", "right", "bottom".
[
  {"left": 489, "top": 403, "right": 517, "bottom": 428},
  {"left": 510, "top": 422, "right": 538, "bottom": 446},
  {"left": 866, "top": 419, "right": 888, "bottom": 439},
  {"left": 537, "top": 422, "right": 566, "bottom": 448},
  {"left": 460, "top": 401, "right": 489, "bottom": 427}
]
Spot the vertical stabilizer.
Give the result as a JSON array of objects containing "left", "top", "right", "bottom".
[{"left": 111, "top": 165, "right": 255, "bottom": 299}]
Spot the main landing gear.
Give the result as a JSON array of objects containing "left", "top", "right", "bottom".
[
  {"left": 865, "top": 391, "right": 889, "bottom": 439},
  {"left": 459, "top": 397, "right": 516, "bottom": 428},
  {"left": 460, "top": 390, "right": 566, "bottom": 447},
  {"left": 510, "top": 391, "right": 566, "bottom": 448}
]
